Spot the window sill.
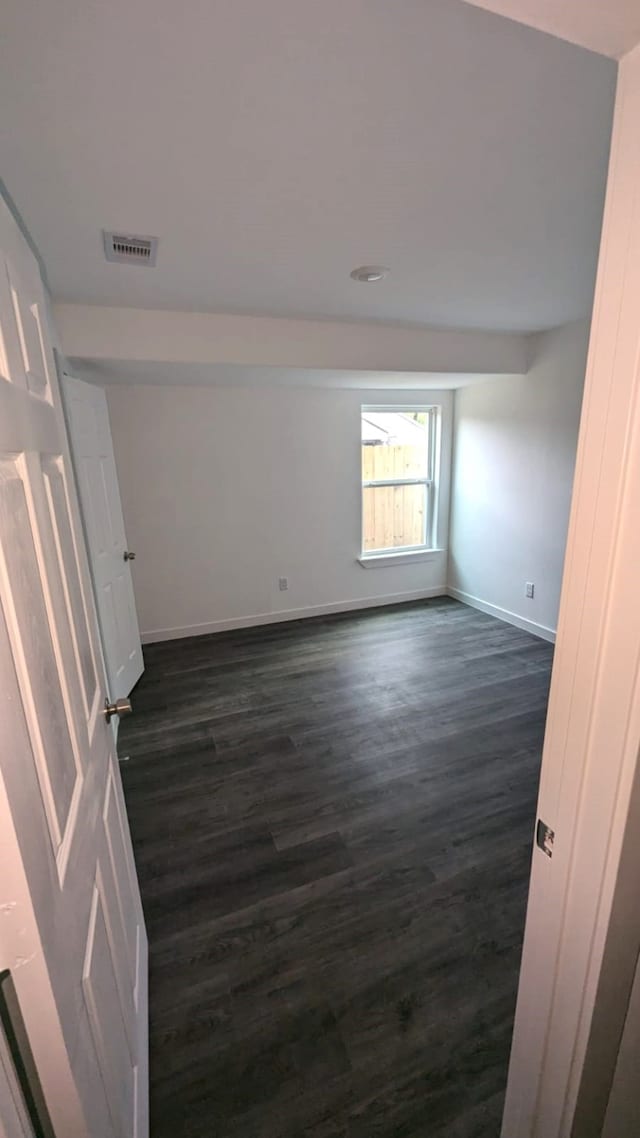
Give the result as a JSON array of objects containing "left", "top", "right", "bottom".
[{"left": 358, "top": 549, "right": 444, "bottom": 569}]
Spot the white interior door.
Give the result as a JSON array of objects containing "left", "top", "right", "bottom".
[
  {"left": 62, "top": 374, "right": 143, "bottom": 700},
  {"left": 0, "top": 194, "right": 148, "bottom": 1136}
]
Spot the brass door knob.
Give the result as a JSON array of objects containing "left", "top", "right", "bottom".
[
  {"left": 104, "top": 697, "right": 133, "bottom": 723},
  {"left": 124, "top": 550, "right": 136, "bottom": 561}
]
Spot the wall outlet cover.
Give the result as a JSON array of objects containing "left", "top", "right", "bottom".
[
  {"left": 526, "top": 582, "right": 535, "bottom": 599},
  {"left": 278, "top": 577, "right": 289, "bottom": 591}
]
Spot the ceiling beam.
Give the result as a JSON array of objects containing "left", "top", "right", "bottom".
[{"left": 53, "top": 305, "right": 528, "bottom": 377}]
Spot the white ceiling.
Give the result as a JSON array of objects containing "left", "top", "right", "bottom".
[
  {"left": 1, "top": 0, "right": 616, "bottom": 333},
  {"left": 463, "top": 0, "right": 640, "bottom": 60}
]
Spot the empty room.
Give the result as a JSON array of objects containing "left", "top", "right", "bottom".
[{"left": 3, "top": 3, "right": 640, "bottom": 1137}]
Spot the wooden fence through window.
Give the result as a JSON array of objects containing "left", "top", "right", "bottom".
[{"left": 362, "top": 444, "right": 427, "bottom": 551}]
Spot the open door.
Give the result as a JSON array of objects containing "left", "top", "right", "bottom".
[
  {"left": 62, "top": 374, "right": 144, "bottom": 700},
  {"left": 0, "top": 194, "right": 148, "bottom": 1135}
]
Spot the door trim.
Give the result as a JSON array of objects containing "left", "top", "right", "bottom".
[{"left": 502, "top": 41, "right": 640, "bottom": 1137}]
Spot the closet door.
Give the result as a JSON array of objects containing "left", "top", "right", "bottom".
[{"left": 63, "top": 373, "right": 143, "bottom": 701}]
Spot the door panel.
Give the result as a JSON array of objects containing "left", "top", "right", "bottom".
[
  {"left": 41, "top": 457, "right": 100, "bottom": 719},
  {"left": 103, "top": 768, "right": 140, "bottom": 982},
  {"left": 7, "top": 264, "right": 50, "bottom": 402},
  {"left": 82, "top": 878, "right": 136, "bottom": 1138},
  {"left": 63, "top": 375, "right": 143, "bottom": 699},
  {"left": 0, "top": 195, "right": 148, "bottom": 1137},
  {"left": 99, "top": 787, "right": 139, "bottom": 1056},
  {"left": 0, "top": 456, "right": 81, "bottom": 858}
]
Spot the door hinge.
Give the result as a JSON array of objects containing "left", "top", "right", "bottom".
[{"left": 536, "top": 818, "right": 555, "bottom": 858}]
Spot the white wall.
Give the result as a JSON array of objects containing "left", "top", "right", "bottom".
[
  {"left": 105, "top": 322, "right": 587, "bottom": 644},
  {"left": 106, "top": 384, "right": 452, "bottom": 641},
  {"left": 448, "top": 320, "right": 590, "bottom": 640}
]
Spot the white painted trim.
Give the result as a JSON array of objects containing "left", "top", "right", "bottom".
[
  {"left": 503, "top": 40, "right": 640, "bottom": 1138},
  {"left": 358, "top": 550, "right": 443, "bottom": 569},
  {"left": 447, "top": 586, "right": 556, "bottom": 643},
  {"left": 140, "top": 587, "right": 447, "bottom": 643}
]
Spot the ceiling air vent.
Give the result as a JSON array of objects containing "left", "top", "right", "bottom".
[{"left": 103, "top": 231, "right": 158, "bottom": 266}]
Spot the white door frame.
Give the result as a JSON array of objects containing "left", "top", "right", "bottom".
[{"left": 503, "top": 38, "right": 640, "bottom": 1136}]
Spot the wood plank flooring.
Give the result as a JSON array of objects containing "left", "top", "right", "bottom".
[{"left": 118, "top": 597, "right": 553, "bottom": 1138}]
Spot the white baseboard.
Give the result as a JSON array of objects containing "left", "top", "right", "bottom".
[
  {"left": 447, "top": 586, "right": 556, "bottom": 643},
  {"left": 141, "top": 586, "right": 448, "bottom": 644}
]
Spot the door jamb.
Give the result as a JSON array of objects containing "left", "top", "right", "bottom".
[{"left": 502, "top": 40, "right": 640, "bottom": 1137}]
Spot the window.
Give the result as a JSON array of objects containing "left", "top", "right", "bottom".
[{"left": 361, "top": 406, "right": 438, "bottom": 556}]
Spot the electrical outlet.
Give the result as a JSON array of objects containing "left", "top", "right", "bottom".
[
  {"left": 525, "top": 582, "right": 535, "bottom": 599},
  {"left": 278, "top": 577, "right": 289, "bottom": 591}
]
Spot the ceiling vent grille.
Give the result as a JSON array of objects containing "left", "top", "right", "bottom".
[{"left": 103, "top": 231, "right": 158, "bottom": 266}]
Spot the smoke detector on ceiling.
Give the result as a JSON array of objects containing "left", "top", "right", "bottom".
[{"left": 103, "top": 230, "right": 158, "bottom": 267}]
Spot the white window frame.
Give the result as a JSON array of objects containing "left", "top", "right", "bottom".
[{"left": 360, "top": 404, "right": 440, "bottom": 560}]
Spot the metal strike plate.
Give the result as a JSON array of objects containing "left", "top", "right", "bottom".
[{"left": 536, "top": 818, "right": 555, "bottom": 859}]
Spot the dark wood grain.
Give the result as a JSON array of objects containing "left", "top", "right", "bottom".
[{"left": 119, "top": 597, "right": 552, "bottom": 1138}]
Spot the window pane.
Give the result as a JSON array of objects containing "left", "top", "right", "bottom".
[
  {"left": 362, "top": 411, "right": 430, "bottom": 480},
  {"left": 363, "top": 484, "right": 426, "bottom": 551}
]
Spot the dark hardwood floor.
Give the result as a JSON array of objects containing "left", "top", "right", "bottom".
[{"left": 119, "top": 597, "right": 553, "bottom": 1138}]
